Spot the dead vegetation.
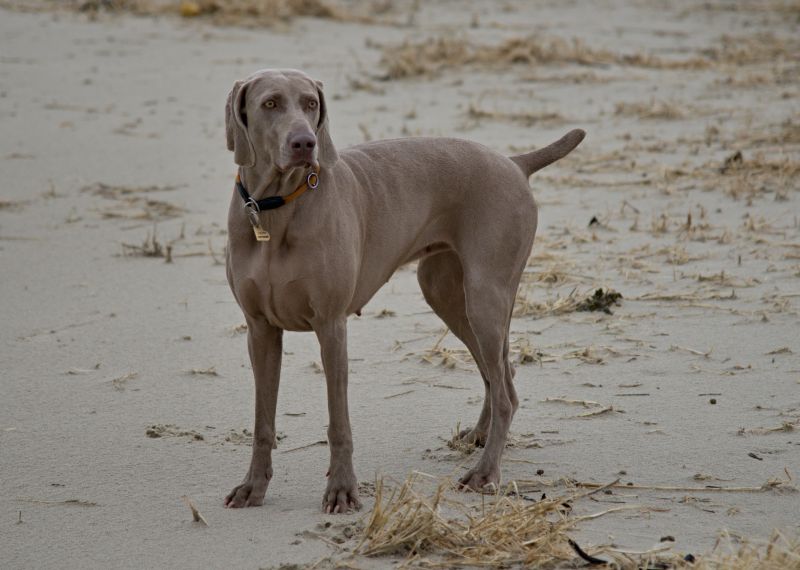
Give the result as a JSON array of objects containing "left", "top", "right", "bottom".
[
  {"left": 12, "top": 0, "right": 390, "bottom": 26},
  {"left": 615, "top": 99, "right": 686, "bottom": 120},
  {"left": 465, "top": 103, "right": 564, "bottom": 127},
  {"left": 172, "top": 0, "right": 362, "bottom": 26},
  {"left": 377, "top": 26, "right": 800, "bottom": 80},
  {"left": 121, "top": 227, "right": 168, "bottom": 258},
  {"left": 356, "top": 473, "right": 579, "bottom": 567},
  {"left": 376, "top": 34, "right": 717, "bottom": 80},
  {"left": 0, "top": 199, "right": 27, "bottom": 211},
  {"left": 701, "top": 32, "right": 800, "bottom": 65},
  {"left": 181, "top": 495, "right": 208, "bottom": 526},
  {"left": 514, "top": 287, "right": 622, "bottom": 318},
  {"left": 82, "top": 182, "right": 184, "bottom": 221},
  {"left": 185, "top": 366, "right": 218, "bottom": 376},
  {"left": 145, "top": 424, "right": 204, "bottom": 440},
  {"left": 355, "top": 473, "right": 800, "bottom": 568},
  {"left": 664, "top": 151, "right": 799, "bottom": 202},
  {"left": 109, "top": 372, "right": 137, "bottom": 391}
]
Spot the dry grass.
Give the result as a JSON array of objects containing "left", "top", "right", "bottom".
[
  {"left": 657, "top": 148, "right": 799, "bottom": 204},
  {"left": 702, "top": 32, "right": 800, "bottom": 65},
  {"left": 81, "top": 182, "right": 179, "bottom": 198},
  {"left": 109, "top": 371, "right": 138, "bottom": 391},
  {"left": 615, "top": 99, "right": 686, "bottom": 120},
  {"left": 514, "top": 287, "right": 581, "bottom": 318},
  {"left": 378, "top": 34, "right": 714, "bottom": 79},
  {"left": 121, "top": 229, "right": 165, "bottom": 258},
  {"left": 685, "top": 0, "right": 800, "bottom": 16},
  {"left": 173, "top": 0, "right": 353, "bottom": 25},
  {"left": 465, "top": 103, "right": 564, "bottom": 127},
  {"left": 11, "top": 0, "right": 383, "bottom": 25},
  {"left": 414, "top": 328, "right": 473, "bottom": 369},
  {"left": 83, "top": 183, "right": 184, "bottom": 221},
  {"left": 145, "top": 424, "right": 204, "bottom": 440},
  {"left": 599, "top": 530, "right": 800, "bottom": 569},
  {"left": 738, "top": 419, "right": 800, "bottom": 435},
  {"left": 379, "top": 35, "right": 621, "bottom": 79},
  {"left": 378, "top": 27, "right": 800, "bottom": 80},
  {"left": 0, "top": 199, "right": 27, "bottom": 211},
  {"left": 356, "top": 473, "right": 579, "bottom": 567},
  {"left": 186, "top": 366, "right": 218, "bottom": 376},
  {"left": 514, "top": 287, "right": 622, "bottom": 318},
  {"left": 682, "top": 531, "right": 800, "bottom": 570},
  {"left": 181, "top": 495, "right": 208, "bottom": 526},
  {"left": 356, "top": 473, "right": 800, "bottom": 568}
]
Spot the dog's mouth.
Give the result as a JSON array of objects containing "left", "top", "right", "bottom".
[{"left": 277, "top": 157, "right": 319, "bottom": 172}]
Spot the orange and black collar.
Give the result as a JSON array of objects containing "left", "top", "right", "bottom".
[{"left": 236, "top": 167, "right": 320, "bottom": 212}]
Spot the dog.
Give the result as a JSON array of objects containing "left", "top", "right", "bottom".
[{"left": 223, "top": 68, "right": 584, "bottom": 512}]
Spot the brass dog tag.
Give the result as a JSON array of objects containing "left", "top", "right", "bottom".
[
  {"left": 246, "top": 206, "right": 270, "bottom": 241},
  {"left": 253, "top": 225, "right": 270, "bottom": 241}
]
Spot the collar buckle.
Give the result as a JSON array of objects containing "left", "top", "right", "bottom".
[{"left": 244, "top": 198, "right": 261, "bottom": 227}]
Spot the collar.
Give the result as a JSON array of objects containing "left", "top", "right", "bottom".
[{"left": 235, "top": 167, "right": 320, "bottom": 213}]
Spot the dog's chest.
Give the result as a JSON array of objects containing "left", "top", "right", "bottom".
[{"left": 227, "top": 235, "right": 340, "bottom": 331}]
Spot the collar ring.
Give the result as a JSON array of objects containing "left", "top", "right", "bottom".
[{"left": 245, "top": 197, "right": 261, "bottom": 213}]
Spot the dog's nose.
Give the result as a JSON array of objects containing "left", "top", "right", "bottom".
[{"left": 289, "top": 133, "right": 316, "bottom": 159}]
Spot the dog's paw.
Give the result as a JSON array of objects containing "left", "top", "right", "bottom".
[
  {"left": 322, "top": 475, "right": 361, "bottom": 514},
  {"left": 224, "top": 477, "right": 269, "bottom": 508},
  {"left": 458, "top": 466, "right": 500, "bottom": 492},
  {"left": 454, "top": 426, "right": 487, "bottom": 448}
]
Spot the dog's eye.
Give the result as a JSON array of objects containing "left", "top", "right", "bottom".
[
  {"left": 264, "top": 100, "right": 276, "bottom": 109},
  {"left": 308, "top": 100, "right": 318, "bottom": 110}
]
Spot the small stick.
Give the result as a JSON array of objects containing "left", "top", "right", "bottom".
[
  {"left": 429, "top": 328, "right": 449, "bottom": 353},
  {"left": 670, "top": 344, "right": 712, "bottom": 357},
  {"left": 575, "top": 406, "right": 619, "bottom": 418},
  {"left": 582, "top": 478, "right": 621, "bottom": 497},
  {"left": 281, "top": 440, "right": 328, "bottom": 454},
  {"left": 576, "top": 504, "right": 670, "bottom": 521},
  {"left": 181, "top": 495, "right": 208, "bottom": 526},
  {"left": 384, "top": 390, "right": 415, "bottom": 399},
  {"left": 542, "top": 397, "right": 601, "bottom": 407},
  {"left": 621, "top": 200, "right": 640, "bottom": 214},
  {"left": 567, "top": 474, "right": 794, "bottom": 493},
  {"left": 568, "top": 538, "right": 607, "bottom": 565},
  {"left": 16, "top": 498, "right": 98, "bottom": 507}
]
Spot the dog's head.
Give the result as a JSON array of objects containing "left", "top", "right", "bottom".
[{"left": 225, "top": 69, "right": 338, "bottom": 171}]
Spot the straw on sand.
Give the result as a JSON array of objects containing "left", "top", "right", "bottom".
[
  {"left": 356, "top": 473, "right": 579, "bottom": 567},
  {"left": 598, "top": 530, "right": 800, "bottom": 569},
  {"left": 355, "top": 472, "right": 800, "bottom": 569}
]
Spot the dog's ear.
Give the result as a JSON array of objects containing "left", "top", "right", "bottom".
[
  {"left": 314, "top": 80, "right": 339, "bottom": 169},
  {"left": 225, "top": 79, "right": 256, "bottom": 167}
]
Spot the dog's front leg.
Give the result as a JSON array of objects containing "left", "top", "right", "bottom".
[
  {"left": 225, "top": 317, "right": 283, "bottom": 508},
  {"left": 316, "top": 318, "right": 361, "bottom": 513}
]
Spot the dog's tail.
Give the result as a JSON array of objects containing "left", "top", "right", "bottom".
[{"left": 510, "top": 129, "right": 586, "bottom": 177}]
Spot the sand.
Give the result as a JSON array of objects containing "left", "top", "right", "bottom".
[{"left": 1, "top": 0, "right": 798, "bottom": 568}]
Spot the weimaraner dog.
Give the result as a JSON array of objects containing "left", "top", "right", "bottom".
[{"left": 223, "top": 68, "right": 584, "bottom": 512}]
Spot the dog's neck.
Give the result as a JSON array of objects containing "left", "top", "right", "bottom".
[{"left": 239, "top": 161, "right": 310, "bottom": 201}]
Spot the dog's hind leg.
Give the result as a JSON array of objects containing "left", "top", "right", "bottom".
[
  {"left": 459, "top": 277, "right": 517, "bottom": 491},
  {"left": 417, "top": 250, "right": 493, "bottom": 447}
]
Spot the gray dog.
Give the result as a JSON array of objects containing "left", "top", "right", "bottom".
[{"left": 223, "top": 68, "right": 584, "bottom": 513}]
